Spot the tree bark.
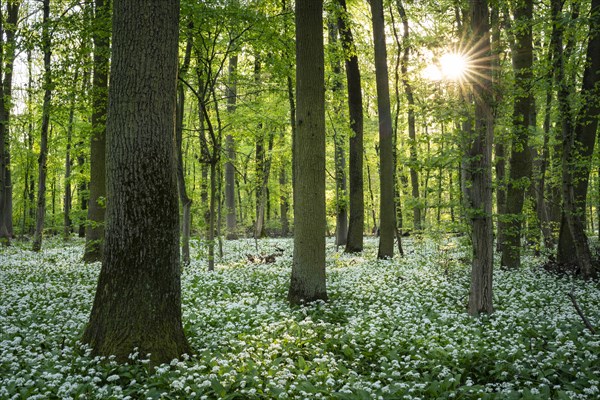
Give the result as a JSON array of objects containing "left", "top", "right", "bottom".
[
  {"left": 63, "top": 69, "right": 80, "bottom": 239},
  {"left": 225, "top": 55, "right": 238, "bottom": 239},
  {"left": 467, "top": 0, "right": 494, "bottom": 316},
  {"left": 83, "top": 0, "right": 189, "bottom": 364},
  {"left": 84, "top": 0, "right": 110, "bottom": 262},
  {"left": 500, "top": 0, "right": 534, "bottom": 269},
  {"left": 557, "top": 0, "right": 600, "bottom": 279},
  {"left": 370, "top": 0, "right": 396, "bottom": 259},
  {"left": 288, "top": 0, "right": 328, "bottom": 305},
  {"left": 337, "top": 0, "right": 364, "bottom": 253},
  {"left": 0, "top": 1, "right": 20, "bottom": 244},
  {"left": 32, "top": 0, "right": 52, "bottom": 252},
  {"left": 328, "top": 19, "right": 348, "bottom": 247},
  {"left": 176, "top": 30, "right": 193, "bottom": 265},
  {"left": 396, "top": 0, "right": 421, "bottom": 232}
]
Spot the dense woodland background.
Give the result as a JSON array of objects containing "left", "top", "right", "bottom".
[{"left": 0, "top": 0, "right": 597, "bottom": 265}]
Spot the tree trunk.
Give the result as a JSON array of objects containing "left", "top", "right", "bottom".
[
  {"left": 370, "top": 0, "right": 396, "bottom": 259},
  {"left": 176, "top": 32, "right": 193, "bottom": 265},
  {"left": 337, "top": 0, "right": 364, "bottom": 253},
  {"left": 557, "top": 0, "right": 600, "bottom": 279},
  {"left": 328, "top": 19, "right": 348, "bottom": 247},
  {"left": 225, "top": 55, "right": 238, "bottom": 239},
  {"left": 500, "top": 0, "right": 534, "bottom": 269},
  {"left": 0, "top": 1, "right": 20, "bottom": 244},
  {"left": 396, "top": 0, "right": 421, "bottom": 232},
  {"left": 82, "top": 0, "right": 190, "bottom": 364},
  {"left": 288, "top": 0, "right": 327, "bottom": 305},
  {"left": 84, "top": 0, "right": 109, "bottom": 262},
  {"left": 208, "top": 162, "right": 216, "bottom": 271},
  {"left": 467, "top": 0, "right": 494, "bottom": 316},
  {"left": 63, "top": 70, "right": 80, "bottom": 239},
  {"left": 32, "top": 0, "right": 52, "bottom": 252},
  {"left": 255, "top": 130, "right": 275, "bottom": 239}
]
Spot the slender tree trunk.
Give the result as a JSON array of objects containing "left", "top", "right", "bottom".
[
  {"left": 32, "top": 0, "right": 52, "bottom": 252},
  {"left": 365, "top": 149, "right": 378, "bottom": 233},
  {"left": 338, "top": 0, "right": 364, "bottom": 253},
  {"left": 225, "top": 55, "right": 238, "bottom": 239},
  {"left": 491, "top": 7, "right": 507, "bottom": 253},
  {"left": 280, "top": 75, "right": 294, "bottom": 236},
  {"left": 63, "top": 70, "right": 80, "bottom": 239},
  {"left": 327, "top": 19, "right": 348, "bottom": 247},
  {"left": 176, "top": 32, "right": 193, "bottom": 265},
  {"left": 255, "top": 130, "right": 275, "bottom": 239},
  {"left": 370, "top": 0, "right": 396, "bottom": 259},
  {"left": 84, "top": 0, "right": 109, "bottom": 262},
  {"left": 288, "top": 0, "right": 327, "bottom": 305},
  {"left": 396, "top": 0, "right": 421, "bottom": 232},
  {"left": 500, "top": 0, "right": 534, "bottom": 269},
  {"left": 82, "top": 0, "right": 190, "bottom": 364},
  {"left": 467, "top": 0, "right": 494, "bottom": 316},
  {"left": 205, "top": 165, "right": 215, "bottom": 260},
  {"left": 0, "top": 1, "right": 19, "bottom": 244}
]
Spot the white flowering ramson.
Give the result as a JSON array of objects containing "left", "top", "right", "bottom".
[{"left": 1, "top": 237, "right": 599, "bottom": 398}]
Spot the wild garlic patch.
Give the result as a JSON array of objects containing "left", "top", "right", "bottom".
[{"left": 1, "top": 237, "right": 599, "bottom": 399}]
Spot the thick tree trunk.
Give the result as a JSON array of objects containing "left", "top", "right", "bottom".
[
  {"left": 467, "top": 0, "right": 494, "bottom": 316},
  {"left": 370, "top": 0, "right": 396, "bottom": 259},
  {"left": 500, "top": 0, "right": 534, "bottom": 269},
  {"left": 32, "top": 0, "right": 52, "bottom": 252},
  {"left": 337, "top": 0, "right": 364, "bottom": 253},
  {"left": 288, "top": 0, "right": 327, "bottom": 305},
  {"left": 84, "top": 0, "right": 109, "bottom": 262},
  {"left": 225, "top": 55, "right": 238, "bottom": 239},
  {"left": 83, "top": 0, "right": 190, "bottom": 364}
]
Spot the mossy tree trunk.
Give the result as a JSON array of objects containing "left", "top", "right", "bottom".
[{"left": 82, "top": 0, "right": 190, "bottom": 364}]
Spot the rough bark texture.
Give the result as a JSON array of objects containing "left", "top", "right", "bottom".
[
  {"left": 0, "top": 1, "right": 19, "bottom": 244},
  {"left": 337, "top": 0, "right": 364, "bottom": 253},
  {"left": 82, "top": 0, "right": 190, "bottom": 364},
  {"left": 288, "top": 0, "right": 328, "bottom": 305},
  {"left": 500, "top": 0, "right": 534, "bottom": 269},
  {"left": 467, "top": 0, "right": 494, "bottom": 316},
  {"left": 557, "top": 0, "right": 600, "bottom": 279},
  {"left": 370, "top": 0, "right": 396, "bottom": 259},
  {"left": 84, "top": 0, "right": 109, "bottom": 262},
  {"left": 396, "top": 0, "right": 421, "bottom": 232},
  {"left": 32, "top": 0, "right": 52, "bottom": 252},
  {"left": 225, "top": 55, "right": 238, "bottom": 239}
]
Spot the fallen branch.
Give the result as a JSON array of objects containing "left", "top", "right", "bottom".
[{"left": 567, "top": 292, "right": 597, "bottom": 334}]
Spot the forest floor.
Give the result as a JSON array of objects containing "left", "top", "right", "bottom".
[{"left": 1, "top": 236, "right": 599, "bottom": 399}]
